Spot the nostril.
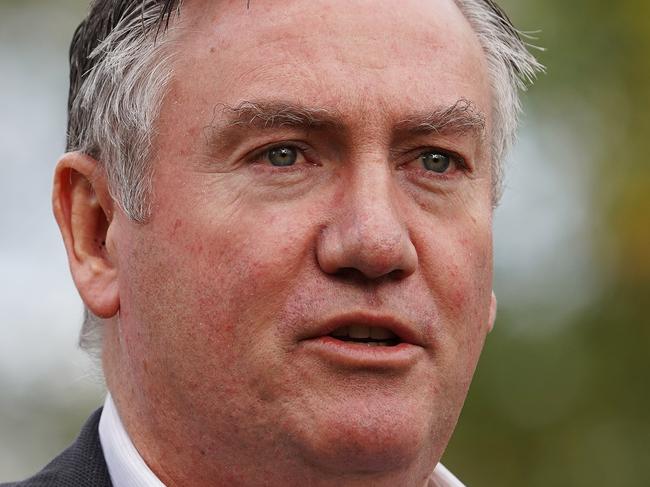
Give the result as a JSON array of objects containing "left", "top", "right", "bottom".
[
  {"left": 386, "top": 268, "right": 408, "bottom": 280},
  {"left": 330, "top": 266, "right": 407, "bottom": 284},
  {"left": 333, "top": 267, "right": 370, "bottom": 283}
]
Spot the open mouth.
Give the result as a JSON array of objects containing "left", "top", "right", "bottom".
[
  {"left": 328, "top": 326, "right": 401, "bottom": 347},
  {"left": 301, "top": 316, "right": 420, "bottom": 368}
]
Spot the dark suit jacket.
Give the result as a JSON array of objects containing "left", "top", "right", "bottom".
[{"left": 1, "top": 409, "right": 113, "bottom": 487}]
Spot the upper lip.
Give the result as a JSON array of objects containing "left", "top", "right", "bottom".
[{"left": 301, "top": 311, "right": 425, "bottom": 347}]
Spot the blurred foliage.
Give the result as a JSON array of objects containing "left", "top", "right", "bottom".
[
  {"left": 444, "top": 0, "right": 650, "bottom": 485},
  {"left": 0, "top": 376, "right": 104, "bottom": 479}
]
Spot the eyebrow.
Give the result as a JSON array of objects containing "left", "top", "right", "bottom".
[
  {"left": 202, "top": 101, "right": 343, "bottom": 154},
  {"left": 219, "top": 100, "right": 343, "bottom": 130},
  {"left": 203, "top": 98, "right": 486, "bottom": 154},
  {"left": 394, "top": 98, "right": 487, "bottom": 139}
]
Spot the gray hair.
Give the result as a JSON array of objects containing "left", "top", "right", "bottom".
[
  {"left": 453, "top": 0, "right": 543, "bottom": 199},
  {"left": 68, "top": 0, "right": 180, "bottom": 222},
  {"left": 67, "top": 0, "right": 542, "bottom": 357}
]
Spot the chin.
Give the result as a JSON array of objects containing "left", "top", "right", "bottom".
[{"left": 293, "top": 399, "right": 441, "bottom": 477}]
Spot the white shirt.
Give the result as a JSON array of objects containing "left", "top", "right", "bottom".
[
  {"left": 99, "top": 394, "right": 165, "bottom": 487},
  {"left": 99, "top": 395, "right": 465, "bottom": 487}
]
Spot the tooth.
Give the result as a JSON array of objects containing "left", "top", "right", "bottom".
[
  {"left": 331, "top": 326, "right": 349, "bottom": 338},
  {"left": 370, "top": 327, "right": 396, "bottom": 340},
  {"left": 348, "top": 326, "right": 370, "bottom": 339}
]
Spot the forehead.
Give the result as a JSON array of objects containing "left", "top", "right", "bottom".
[{"left": 169, "top": 0, "right": 490, "bottom": 128}]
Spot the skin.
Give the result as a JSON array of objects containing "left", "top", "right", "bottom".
[{"left": 54, "top": 0, "right": 498, "bottom": 485}]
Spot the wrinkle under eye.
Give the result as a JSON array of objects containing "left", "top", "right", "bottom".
[{"left": 267, "top": 146, "right": 298, "bottom": 166}]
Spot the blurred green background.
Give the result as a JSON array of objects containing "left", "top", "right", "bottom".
[{"left": 0, "top": 0, "right": 648, "bottom": 485}]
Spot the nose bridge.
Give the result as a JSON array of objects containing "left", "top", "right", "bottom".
[
  {"left": 349, "top": 164, "right": 402, "bottom": 248},
  {"left": 317, "top": 160, "right": 418, "bottom": 280}
]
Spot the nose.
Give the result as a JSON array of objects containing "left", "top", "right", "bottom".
[{"left": 316, "top": 166, "right": 418, "bottom": 280}]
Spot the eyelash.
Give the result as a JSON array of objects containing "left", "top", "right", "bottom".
[
  {"left": 248, "top": 142, "right": 314, "bottom": 167},
  {"left": 246, "top": 142, "right": 469, "bottom": 179},
  {"left": 430, "top": 148, "right": 465, "bottom": 168},
  {"left": 400, "top": 147, "right": 468, "bottom": 175}
]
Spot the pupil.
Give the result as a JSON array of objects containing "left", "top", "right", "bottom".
[
  {"left": 422, "top": 153, "right": 450, "bottom": 173},
  {"left": 268, "top": 147, "right": 297, "bottom": 166}
]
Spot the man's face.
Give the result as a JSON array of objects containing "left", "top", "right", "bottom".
[{"left": 107, "top": 0, "right": 495, "bottom": 482}]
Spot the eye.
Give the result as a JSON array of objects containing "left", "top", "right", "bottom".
[
  {"left": 420, "top": 151, "right": 451, "bottom": 173},
  {"left": 267, "top": 146, "right": 298, "bottom": 167}
]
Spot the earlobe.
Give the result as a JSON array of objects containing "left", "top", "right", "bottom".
[
  {"left": 52, "top": 152, "right": 120, "bottom": 318},
  {"left": 487, "top": 291, "right": 497, "bottom": 333}
]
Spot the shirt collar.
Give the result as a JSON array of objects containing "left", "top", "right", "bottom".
[
  {"left": 431, "top": 463, "right": 466, "bottom": 487},
  {"left": 99, "top": 394, "right": 465, "bottom": 487},
  {"left": 99, "top": 394, "right": 166, "bottom": 487}
]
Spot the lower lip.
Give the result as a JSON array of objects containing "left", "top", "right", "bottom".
[{"left": 299, "top": 336, "right": 422, "bottom": 369}]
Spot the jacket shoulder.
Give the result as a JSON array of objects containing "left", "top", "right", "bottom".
[{"left": 1, "top": 408, "right": 112, "bottom": 487}]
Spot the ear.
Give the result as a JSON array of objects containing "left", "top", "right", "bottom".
[
  {"left": 52, "top": 152, "right": 119, "bottom": 318},
  {"left": 487, "top": 291, "right": 497, "bottom": 333}
]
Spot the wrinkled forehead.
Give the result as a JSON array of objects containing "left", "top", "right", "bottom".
[
  {"left": 179, "top": 0, "right": 479, "bottom": 45},
  {"left": 166, "top": 0, "right": 491, "bottom": 131}
]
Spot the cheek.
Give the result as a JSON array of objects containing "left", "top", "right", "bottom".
[
  {"left": 420, "top": 229, "right": 492, "bottom": 310},
  {"left": 114, "top": 208, "right": 315, "bottom": 410},
  {"left": 415, "top": 211, "right": 493, "bottom": 363},
  {"left": 450, "top": 235, "right": 492, "bottom": 311},
  {"left": 126, "top": 205, "right": 315, "bottom": 343}
]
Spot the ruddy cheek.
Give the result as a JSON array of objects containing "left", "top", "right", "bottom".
[{"left": 170, "top": 218, "right": 183, "bottom": 238}]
